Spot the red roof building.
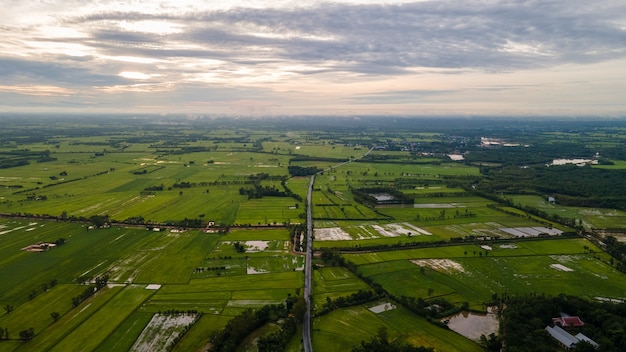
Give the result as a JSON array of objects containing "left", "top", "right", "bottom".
[{"left": 552, "top": 316, "right": 584, "bottom": 328}]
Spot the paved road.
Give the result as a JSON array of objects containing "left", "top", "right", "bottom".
[
  {"left": 302, "top": 147, "right": 373, "bottom": 352},
  {"left": 303, "top": 175, "right": 315, "bottom": 352}
]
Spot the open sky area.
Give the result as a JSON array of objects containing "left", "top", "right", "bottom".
[{"left": 1, "top": 0, "right": 626, "bottom": 116}]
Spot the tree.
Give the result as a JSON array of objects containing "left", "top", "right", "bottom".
[
  {"left": 89, "top": 215, "right": 109, "bottom": 228},
  {"left": 3, "top": 304, "right": 14, "bottom": 314},
  {"left": 290, "top": 296, "right": 307, "bottom": 322},
  {"left": 19, "top": 328, "right": 34, "bottom": 341},
  {"left": 51, "top": 312, "right": 60, "bottom": 322}
]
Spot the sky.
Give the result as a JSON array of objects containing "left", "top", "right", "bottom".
[{"left": 1, "top": 0, "right": 626, "bottom": 117}]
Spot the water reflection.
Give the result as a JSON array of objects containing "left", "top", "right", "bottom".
[{"left": 443, "top": 309, "right": 499, "bottom": 341}]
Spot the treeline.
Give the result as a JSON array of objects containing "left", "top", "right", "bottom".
[
  {"left": 317, "top": 289, "right": 382, "bottom": 316},
  {"left": 477, "top": 164, "right": 626, "bottom": 210},
  {"left": 237, "top": 173, "right": 303, "bottom": 201},
  {"left": 464, "top": 142, "right": 593, "bottom": 165},
  {"left": 71, "top": 274, "right": 109, "bottom": 308},
  {"left": 502, "top": 294, "right": 626, "bottom": 351},
  {"left": 287, "top": 165, "right": 321, "bottom": 176},
  {"left": 392, "top": 295, "right": 459, "bottom": 321},
  {"left": 256, "top": 317, "right": 297, "bottom": 352},
  {"left": 0, "top": 150, "right": 54, "bottom": 169},
  {"left": 604, "top": 236, "right": 626, "bottom": 273}
]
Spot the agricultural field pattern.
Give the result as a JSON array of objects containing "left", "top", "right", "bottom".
[{"left": 1, "top": 115, "right": 626, "bottom": 352}]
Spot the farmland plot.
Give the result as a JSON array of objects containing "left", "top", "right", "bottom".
[
  {"left": 314, "top": 222, "right": 431, "bottom": 241},
  {"left": 355, "top": 243, "right": 626, "bottom": 307},
  {"left": 130, "top": 313, "right": 200, "bottom": 352}
]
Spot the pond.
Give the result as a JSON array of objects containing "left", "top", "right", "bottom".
[
  {"left": 369, "top": 193, "right": 395, "bottom": 201},
  {"left": 442, "top": 309, "right": 499, "bottom": 341}
]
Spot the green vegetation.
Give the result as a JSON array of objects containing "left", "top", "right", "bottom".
[{"left": 2, "top": 116, "right": 626, "bottom": 351}]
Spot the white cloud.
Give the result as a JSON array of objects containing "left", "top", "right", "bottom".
[
  {"left": 118, "top": 71, "right": 156, "bottom": 80},
  {"left": 0, "top": 0, "right": 625, "bottom": 115}
]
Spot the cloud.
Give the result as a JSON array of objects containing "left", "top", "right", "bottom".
[
  {"left": 50, "top": 1, "right": 626, "bottom": 74},
  {"left": 0, "top": 0, "right": 625, "bottom": 114}
]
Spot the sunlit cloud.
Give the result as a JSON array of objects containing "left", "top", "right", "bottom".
[
  {"left": 118, "top": 71, "right": 157, "bottom": 80},
  {"left": 118, "top": 20, "right": 185, "bottom": 35},
  {"left": 0, "top": 0, "right": 624, "bottom": 115},
  {"left": 0, "top": 84, "right": 76, "bottom": 96}
]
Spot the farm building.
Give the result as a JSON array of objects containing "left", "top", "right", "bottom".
[
  {"left": 545, "top": 326, "right": 598, "bottom": 350},
  {"left": 552, "top": 315, "right": 584, "bottom": 328},
  {"left": 545, "top": 315, "right": 598, "bottom": 350},
  {"left": 545, "top": 326, "right": 579, "bottom": 349}
]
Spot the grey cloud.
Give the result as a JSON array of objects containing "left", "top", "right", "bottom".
[
  {"left": 0, "top": 58, "right": 125, "bottom": 86},
  {"left": 64, "top": 1, "right": 626, "bottom": 75}
]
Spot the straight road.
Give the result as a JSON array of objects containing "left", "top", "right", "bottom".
[
  {"left": 303, "top": 175, "right": 315, "bottom": 352},
  {"left": 302, "top": 146, "right": 373, "bottom": 352}
]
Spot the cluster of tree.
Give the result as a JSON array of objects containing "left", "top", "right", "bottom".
[
  {"left": 352, "top": 327, "right": 434, "bottom": 352},
  {"left": 208, "top": 302, "right": 303, "bottom": 352},
  {"left": 71, "top": 274, "right": 109, "bottom": 308},
  {"left": 502, "top": 293, "right": 626, "bottom": 351},
  {"left": 0, "top": 327, "right": 9, "bottom": 339},
  {"left": 237, "top": 174, "right": 302, "bottom": 201},
  {"left": 169, "top": 218, "right": 204, "bottom": 228},
  {"left": 172, "top": 181, "right": 195, "bottom": 188},
  {"left": 289, "top": 155, "right": 347, "bottom": 163},
  {"left": 238, "top": 184, "right": 288, "bottom": 199},
  {"left": 233, "top": 242, "right": 245, "bottom": 253},
  {"left": 0, "top": 149, "right": 56, "bottom": 169},
  {"left": 19, "top": 328, "right": 34, "bottom": 341},
  {"left": 287, "top": 165, "right": 321, "bottom": 176},
  {"left": 0, "top": 157, "right": 30, "bottom": 169},
  {"left": 317, "top": 289, "right": 381, "bottom": 316},
  {"left": 194, "top": 266, "right": 226, "bottom": 273},
  {"left": 89, "top": 215, "right": 110, "bottom": 227},
  {"left": 257, "top": 317, "right": 297, "bottom": 352},
  {"left": 123, "top": 216, "right": 145, "bottom": 224},
  {"left": 391, "top": 295, "right": 458, "bottom": 320},
  {"left": 25, "top": 193, "right": 47, "bottom": 201},
  {"left": 604, "top": 236, "right": 626, "bottom": 273},
  {"left": 143, "top": 185, "right": 164, "bottom": 191},
  {"left": 477, "top": 164, "right": 626, "bottom": 211}
]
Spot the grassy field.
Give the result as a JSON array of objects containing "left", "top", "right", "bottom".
[
  {"left": 511, "top": 195, "right": 626, "bottom": 229},
  {"left": 312, "top": 305, "right": 482, "bottom": 352},
  {"left": 0, "top": 218, "right": 307, "bottom": 352},
  {"left": 312, "top": 267, "right": 371, "bottom": 310},
  {"left": 345, "top": 238, "right": 626, "bottom": 308},
  {"left": 3, "top": 121, "right": 626, "bottom": 351}
]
